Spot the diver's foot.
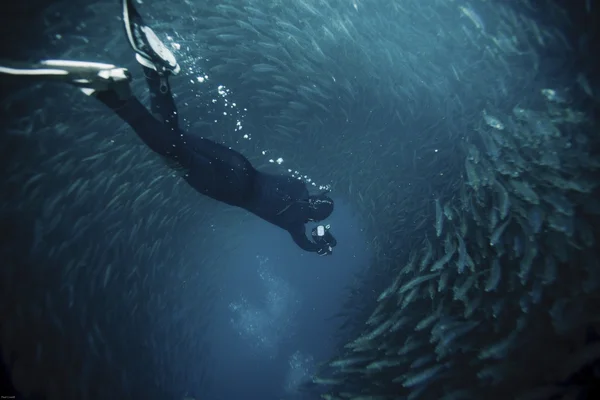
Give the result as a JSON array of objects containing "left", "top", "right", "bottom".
[
  {"left": 122, "top": 0, "right": 180, "bottom": 75},
  {"left": 0, "top": 60, "right": 132, "bottom": 98}
]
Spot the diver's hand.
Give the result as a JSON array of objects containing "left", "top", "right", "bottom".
[
  {"left": 311, "top": 224, "right": 336, "bottom": 255},
  {"left": 317, "top": 244, "right": 333, "bottom": 256}
]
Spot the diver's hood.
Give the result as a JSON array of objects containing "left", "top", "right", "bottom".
[
  {"left": 309, "top": 189, "right": 332, "bottom": 203},
  {"left": 308, "top": 192, "right": 333, "bottom": 211},
  {"left": 276, "top": 190, "right": 332, "bottom": 218}
]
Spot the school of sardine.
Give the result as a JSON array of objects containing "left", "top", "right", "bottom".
[{"left": 1, "top": 0, "right": 598, "bottom": 399}]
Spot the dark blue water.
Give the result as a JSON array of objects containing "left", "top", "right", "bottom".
[
  {"left": 2, "top": 0, "right": 598, "bottom": 399},
  {"left": 204, "top": 199, "right": 369, "bottom": 399}
]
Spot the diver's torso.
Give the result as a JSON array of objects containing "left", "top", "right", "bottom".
[
  {"left": 178, "top": 134, "right": 256, "bottom": 207},
  {"left": 172, "top": 134, "right": 308, "bottom": 226}
]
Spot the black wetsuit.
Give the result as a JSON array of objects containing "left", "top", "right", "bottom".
[{"left": 96, "top": 68, "right": 324, "bottom": 253}]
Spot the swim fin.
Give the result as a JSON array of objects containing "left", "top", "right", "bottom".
[
  {"left": 122, "top": 0, "right": 180, "bottom": 75},
  {"left": 0, "top": 59, "right": 132, "bottom": 98}
]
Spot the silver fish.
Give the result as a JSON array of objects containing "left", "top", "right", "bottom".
[{"left": 435, "top": 198, "right": 444, "bottom": 237}]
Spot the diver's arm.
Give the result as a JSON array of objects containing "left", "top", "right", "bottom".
[
  {"left": 289, "top": 224, "right": 321, "bottom": 253},
  {"left": 323, "top": 230, "right": 337, "bottom": 247}
]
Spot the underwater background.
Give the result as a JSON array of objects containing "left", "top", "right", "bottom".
[{"left": 1, "top": 0, "right": 599, "bottom": 399}]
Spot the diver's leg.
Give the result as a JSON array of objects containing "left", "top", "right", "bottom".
[
  {"left": 0, "top": 60, "right": 177, "bottom": 158},
  {"left": 94, "top": 89, "right": 177, "bottom": 157},
  {"left": 141, "top": 66, "right": 180, "bottom": 133},
  {"left": 122, "top": 0, "right": 181, "bottom": 132}
]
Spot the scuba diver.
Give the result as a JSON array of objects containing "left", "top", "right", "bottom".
[{"left": 0, "top": 0, "right": 337, "bottom": 256}]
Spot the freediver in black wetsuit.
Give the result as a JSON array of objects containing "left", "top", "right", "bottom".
[{"left": 0, "top": 0, "right": 337, "bottom": 256}]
